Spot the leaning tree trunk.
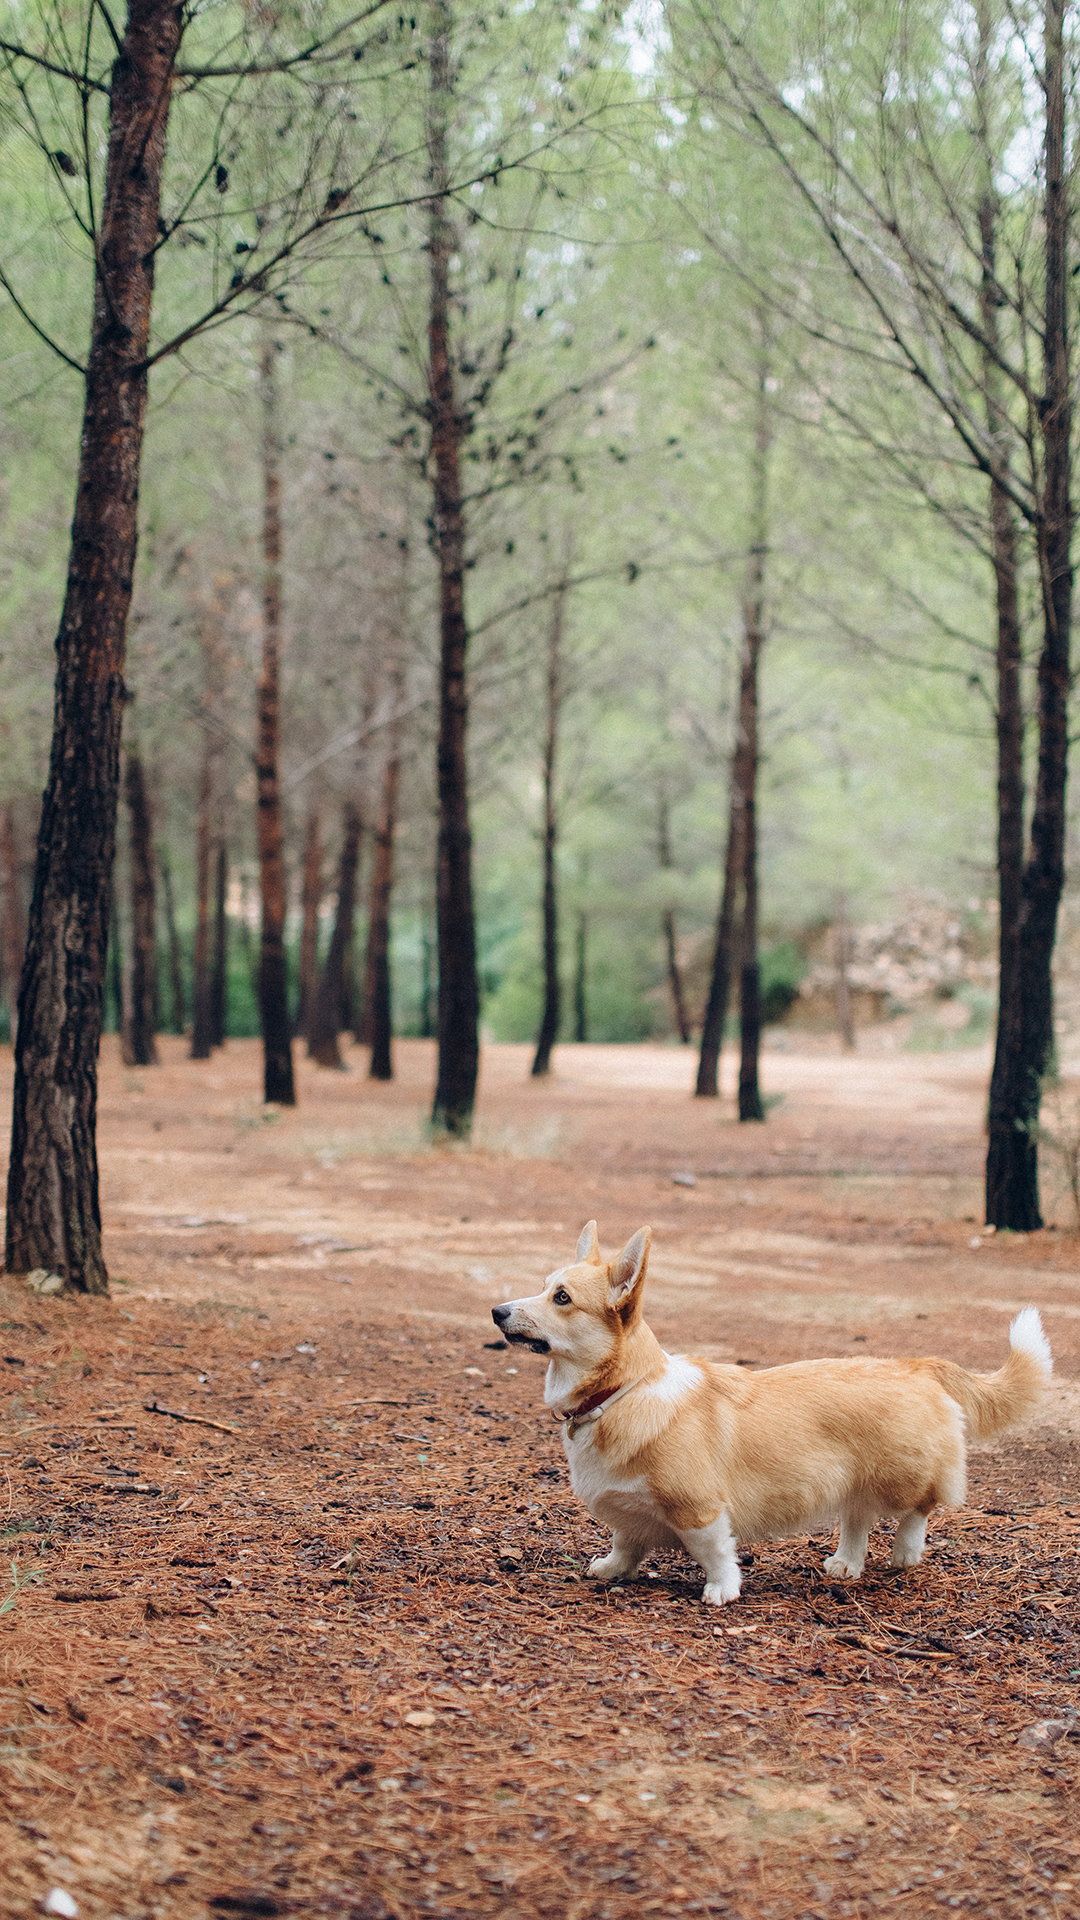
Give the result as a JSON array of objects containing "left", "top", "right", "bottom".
[
  {"left": 256, "top": 335, "right": 295, "bottom": 1105},
  {"left": 159, "top": 848, "right": 186, "bottom": 1035},
  {"left": 986, "top": 0, "right": 1072, "bottom": 1229},
  {"left": 658, "top": 793, "right": 691, "bottom": 1046},
  {"left": 211, "top": 838, "right": 227, "bottom": 1047},
  {"left": 737, "top": 317, "right": 770, "bottom": 1124},
  {"left": 696, "top": 708, "right": 746, "bottom": 1097},
  {"left": 5, "top": 0, "right": 181, "bottom": 1291},
  {"left": 364, "top": 737, "right": 401, "bottom": 1082},
  {"left": 296, "top": 802, "right": 321, "bottom": 1041},
  {"left": 124, "top": 748, "right": 159, "bottom": 1066},
  {"left": 428, "top": 1, "right": 480, "bottom": 1137},
  {"left": 532, "top": 585, "right": 566, "bottom": 1078},
  {"left": 308, "top": 801, "right": 361, "bottom": 1069},
  {"left": 0, "top": 803, "right": 26, "bottom": 1039}
]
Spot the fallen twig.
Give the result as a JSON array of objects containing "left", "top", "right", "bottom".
[{"left": 144, "top": 1401, "right": 239, "bottom": 1434}]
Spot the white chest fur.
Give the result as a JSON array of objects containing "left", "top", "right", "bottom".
[{"left": 560, "top": 1355, "right": 704, "bottom": 1553}]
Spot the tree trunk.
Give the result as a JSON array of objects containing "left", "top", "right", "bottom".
[
  {"left": 365, "top": 741, "right": 401, "bottom": 1082},
  {"left": 159, "top": 848, "right": 185, "bottom": 1035},
  {"left": 532, "top": 586, "right": 565, "bottom": 1078},
  {"left": 0, "top": 804, "right": 26, "bottom": 1040},
  {"left": 986, "top": 0, "right": 1072, "bottom": 1229},
  {"left": 573, "top": 910, "right": 588, "bottom": 1043},
  {"left": 5, "top": 0, "right": 181, "bottom": 1290},
  {"left": 256, "top": 335, "right": 295, "bottom": 1106},
  {"left": 190, "top": 732, "right": 214, "bottom": 1060},
  {"left": 124, "top": 748, "right": 159, "bottom": 1066},
  {"left": 420, "top": 904, "right": 435, "bottom": 1039},
  {"left": 296, "top": 803, "right": 321, "bottom": 1041},
  {"left": 308, "top": 801, "right": 361, "bottom": 1069},
  {"left": 695, "top": 784, "right": 742, "bottom": 1098},
  {"left": 658, "top": 794, "right": 691, "bottom": 1046},
  {"left": 737, "top": 318, "right": 770, "bottom": 1124},
  {"left": 834, "top": 892, "right": 855, "bottom": 1052},
  {"left": 107, "top": 877, "right": 124, "bottom": 1041},
  {"left": 428, "top": 0, "right": 480, "bottom": 1137},
  {"left": 211, "top": 838, "right": 227, "bottom": 1047}
]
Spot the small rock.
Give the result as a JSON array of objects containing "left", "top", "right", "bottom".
[
  {"left": 672, "top": 1171, "right": 696, "bottom": 1188},
  {"left": 26, "top": 1270, "right": 64, "bottom": 1296},
  {"left": 43, "top": 1893, "right": 78, "bottom": 1919},
  {"left": 404, "top": 1709, "right": 437, "bottom": 1728},
  {"left": 463, "top": 1366, "right": 484, "bottom": 1377},
  {"left": 1018, "top": 1718, "right": 1075, "bottom": 1751}
]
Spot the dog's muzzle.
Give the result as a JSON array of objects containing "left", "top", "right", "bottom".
[{"left": 491, "top": 1304, "right": 550, "bottom": 1355}]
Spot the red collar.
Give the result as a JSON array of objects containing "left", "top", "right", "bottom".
[{"left": 554, "top": 1382, "right": 620, "bottom": 1424}]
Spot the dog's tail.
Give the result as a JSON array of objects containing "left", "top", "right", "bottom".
[{"left": 918, "top": 1308, "right": 1051, "bottom": 1440}]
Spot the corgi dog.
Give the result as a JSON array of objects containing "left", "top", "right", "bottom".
[{"left": 491, "top": 1222, "right": 1051, "bottom": 1604}]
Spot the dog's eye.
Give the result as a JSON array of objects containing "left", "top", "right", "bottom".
[{"left": 552, "top": 1288, "right": 572, "bottom": 1307}]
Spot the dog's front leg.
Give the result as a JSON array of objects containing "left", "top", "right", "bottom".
[
  {"left": 586, "top": 1531, "right": 642, "bottom": 1583},
  {"left": 675, "top": 1510, "right": 741, "bottom": 1606}
]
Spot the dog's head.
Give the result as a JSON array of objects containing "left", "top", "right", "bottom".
[{"left": 491, "top": 1221, "right": 652, "bottom": 1369}]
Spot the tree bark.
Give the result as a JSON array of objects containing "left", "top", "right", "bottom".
[
  {"left": 159, "top": 847, "right": 185, "bottom": 1035},
  {"left": 532, "top": 585, "right": 565, "bottom": 1078},
  {"left": 658, "top": 794, "right": 691, "bottom": 1046},
  {"left": 985, "top": 0, "right": 1072, "bottom": 1228},
  {"left": 365, "top": 740, "right": 401, "bottom": 1081},
  {"left": 308, "top": 800, "right": 361, "bottom": 1069},
  {"left": 256, "top": 335, "right": 295, "bottom": 1105},
  {"left": 737, "top": 318, "right": 770, "bottom": 1124},
  {"left": 428, "top": 0, "right": 480, "bottom": 1137},
  {"left": 107, "top": 876, "right": 125, "bottom": 1042},
  {"left": 573, "top": 910, "right": 588, "bottom": 1043},
  {"left": 124, "top": 748, "right": 159, "bottom": 1066},
  {"left": 211, "top": 838, "right": 227, "bottom": 1048},
  {"left": 296, "top": 802, "right": 322, "bottom": 1041},
  {"left": 695, "top": 782, "right": 742, "bottom": 1098},
  {"left": 190, "top": 730, "right": 214, "bottom": 1060},
  {"left": 0, "top": 804, "right": 26, "bottom": 1041},
  {"left": 5, "top": 0, "right": 181, "bottom": 1290}
]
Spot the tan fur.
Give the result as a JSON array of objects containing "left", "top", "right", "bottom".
[{"left": 491, "top": 1224, "right": 1052, "bottom": 1604}]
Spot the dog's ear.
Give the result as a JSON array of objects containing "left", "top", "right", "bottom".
[
  {"left": 607, "top": 1227, "right": 651, "bottom": 1318},
  {"left": 575, "top": 1219, "right": 602, "bottom": 1266}
]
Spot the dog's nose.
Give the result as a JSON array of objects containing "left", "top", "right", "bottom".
[{"left": 491, "top": 1304, "right": 512, "bottom": 1327}]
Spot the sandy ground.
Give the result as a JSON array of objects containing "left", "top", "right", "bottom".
[{"left": 0, "top": 1035, "right": 1077, "bottom": 1920}]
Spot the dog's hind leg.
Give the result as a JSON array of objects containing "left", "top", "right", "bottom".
[
  {"left": 890, "top": 1510, "right": 929, "bottom": 1569},
  {"left": 823, "top": 1510, "right": 872, "bottom": 1580},
  {"left": 675, "top": 1510, "right": 741, "bottom": 1606},
  {"left": 587, "top": 1531, "right": 643, "bottom": 1583}
]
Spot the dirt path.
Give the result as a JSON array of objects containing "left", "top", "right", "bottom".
[{"left": 1, "top": 1038, "right": 1077, "bottom": 1920}]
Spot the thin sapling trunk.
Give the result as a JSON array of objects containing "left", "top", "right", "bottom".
[
  {"left": 532, "top": 585, "right": 565, "bottom": 1078},
  {"left": 308, "top": 800, "right": 361, "bottom": 1069},
  {"left": 255, "top": 335, "right": 295, "bottom": 1106}
]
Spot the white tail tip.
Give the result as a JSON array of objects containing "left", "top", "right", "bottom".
[{"left": 1009, "top": 1307, "right": 1052, "bottom": 1376}]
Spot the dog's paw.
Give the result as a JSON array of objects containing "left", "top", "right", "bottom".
[
  {"left": 889, "top": 1543, "right": 924, "bottom": 1569},
  {"left": 702, "top": 1576, "right": 741, "bottom": 1606},
  {"left": 587, "top": 1555, "right": 629, "bottom": 1582},
  {"left": 823, "top": 1553, "right": 863, "bottom": 1580}
]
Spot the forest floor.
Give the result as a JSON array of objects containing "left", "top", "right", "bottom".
[{"left": 1, "top": 1034, "right": 1078, "bottom": 1920}]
